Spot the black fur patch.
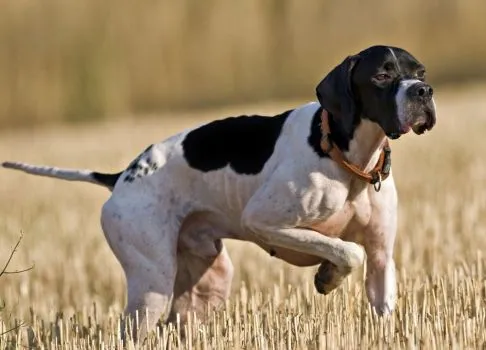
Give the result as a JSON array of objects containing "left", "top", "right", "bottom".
[
  {"left": 308, "top": 107, "right": 359, "bottom": 157},
  {"left": 307, "top": 107, "right": 328, "bottom": 158},
  {"left": 182, "top": 110, "right": 293, "bottom": 175}
]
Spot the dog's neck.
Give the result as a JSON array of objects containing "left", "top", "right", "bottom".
[
  {"left": 344, "top": 118, "right": 388, "bottom": 172},
  {"left": 326, "top": 111, "right": 388, "bottom": 172}
]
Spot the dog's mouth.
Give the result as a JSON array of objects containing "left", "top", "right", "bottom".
[
  {"left": 387, "top": 123, "right": 412, "bottom": 139},
  {"left": 389, "top": 104, "right": 436, "bottom": 139},
  {"left": 411, "top": 109, "right": 436, "bottom": 135}
]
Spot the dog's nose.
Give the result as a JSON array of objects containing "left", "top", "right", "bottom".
[
  {"left": 417, "top": 85, "right": 433, "bottom": 98},
  {"left": 409, "top": 82, "right": 433, "bottom": 101}
]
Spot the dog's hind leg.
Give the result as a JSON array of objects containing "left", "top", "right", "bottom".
[
  {"left": 168, "top": 214, "right": 234, "bottom": 328},
  {"left": 100, "top": 195, "right": 180, "bottom": 341},
  {"left": 168, "top": 239, "right": 233, "bottom": 328}
]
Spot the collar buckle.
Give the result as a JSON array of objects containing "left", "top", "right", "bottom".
[{"left": 372, "top": 172, "right": 382, "bottom": 192}]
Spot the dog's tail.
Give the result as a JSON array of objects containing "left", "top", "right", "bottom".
[{"left": 2, "top": 161, "right": 122, "bottom": 191}]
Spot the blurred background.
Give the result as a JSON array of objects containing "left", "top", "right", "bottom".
[{"left": 1, "top": 0, "right": 486, "bottom": 129}]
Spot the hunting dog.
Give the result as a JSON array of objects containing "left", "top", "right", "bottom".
[{"left": 2, "top": 45, "right": 436, "bottom": 338}]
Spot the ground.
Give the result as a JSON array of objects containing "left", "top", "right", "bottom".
[{"left": 0, "top": 85, "right": 485, "bottom": 348}]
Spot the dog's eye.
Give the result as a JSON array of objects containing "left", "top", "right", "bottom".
[
  {"left": 373, "top": 73, "right": 391, "bottom": 82},
  {"left": 416, "top": 70, "right": 426, "bottom": 80}
]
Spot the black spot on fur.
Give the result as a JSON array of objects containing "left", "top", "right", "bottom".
[
  {"left": 123, "top": 144, "right": 161, "bottom": 183},
  {"left": 308, "top": 107, "right": 359, "bottom": 157},
  {"left": 126, "top": 145, "right": 153, "bottom": 172},
  {"left": 182, "top": 110, "right": 293, "bottom": 174}
]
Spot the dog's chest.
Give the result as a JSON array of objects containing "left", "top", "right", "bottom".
[
  {"left": 303, "top": 192, "right": 373, "bottom": 238},
  {"left": 256, "top": 211, "right": 356, "bottom": 267},
  {"left": 303, "top": 202, "right": 355, "bottom": 237},
  {"left": 263, "top": 199, "right": 371, "bottom": 267}
]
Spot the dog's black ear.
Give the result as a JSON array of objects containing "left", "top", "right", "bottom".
[{"left": 316, "top": 55, "right": 360, "bottom": 135}]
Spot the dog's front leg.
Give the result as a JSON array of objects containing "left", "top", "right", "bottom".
[
  {"left": 243, "top": 223, "right": 364, "bottom": 269},
  {"left": 364, "top": 180, "right": 398, "bottom": 315},
  {"left": 242, "top": 217, "right": 364, "bottom": 294},
  {"left": 241, "top": 183, "right": 365, "bottom": 280}
]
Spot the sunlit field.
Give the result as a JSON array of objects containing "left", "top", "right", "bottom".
[{"left": 1, "top": 86, "right": 486, "bottom": 348}]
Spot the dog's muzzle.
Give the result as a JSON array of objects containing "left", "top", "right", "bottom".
[
  {"left": 392, "top": 80, "right": 436, "bottom": 139},
  {"left": 410, "top": 82, "right": 436, "bottom": 135}
]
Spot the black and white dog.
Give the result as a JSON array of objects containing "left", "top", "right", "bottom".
[{"left": 2, "top": 45, "right": 436, "bottom": 337}]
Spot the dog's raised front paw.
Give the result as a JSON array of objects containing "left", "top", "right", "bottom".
[{"left": 314, "top": 260, "right": 352, "bottom": 295}]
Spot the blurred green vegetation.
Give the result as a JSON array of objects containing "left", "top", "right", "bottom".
[{"left": 0, "top": 0, "right": 485, "bottom": 128}]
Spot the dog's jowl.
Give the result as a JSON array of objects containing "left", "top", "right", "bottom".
[{"left": 2, "top": 45, "right": 436, "bottom": 339}]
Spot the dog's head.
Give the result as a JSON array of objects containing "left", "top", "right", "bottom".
[{"left": 316, "top": 45, "right": 436, "bottom": 139}]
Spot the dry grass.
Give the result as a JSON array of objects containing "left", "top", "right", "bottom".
[
  {"left": 1, "top": 1, "right": 486, "bottom": 127},
  {"left": 1, "top": 86, "right": 486, "bottom": 348}
]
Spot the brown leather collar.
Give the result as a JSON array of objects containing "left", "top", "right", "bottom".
[{"left": 319, "top": 109, "right": 391, "bottom": 191}]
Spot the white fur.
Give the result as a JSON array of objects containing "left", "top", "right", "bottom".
[
  {"left": 388, "top": 48, "right": 402, "bottom": 74},
  {"left": 2, "top": 102, "right": 398, "bottom": 338},
  {"left": 395, "top": 79, "right": 422, "bottom": 127},
  {"left": 2, "top": 161, "right": 100, "bottom": 185}
]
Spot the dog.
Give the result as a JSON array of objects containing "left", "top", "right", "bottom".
[{"left": 2, "top": 45, "right": 436, "bottom": 339}]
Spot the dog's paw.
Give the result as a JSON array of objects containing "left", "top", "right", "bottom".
[{"left": 314, "top": 260, "right": 352, "bottom": 295}]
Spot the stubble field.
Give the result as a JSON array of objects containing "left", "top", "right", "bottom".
[{"left": 0, "top": 86, "right": 485, "bottom": 349}]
